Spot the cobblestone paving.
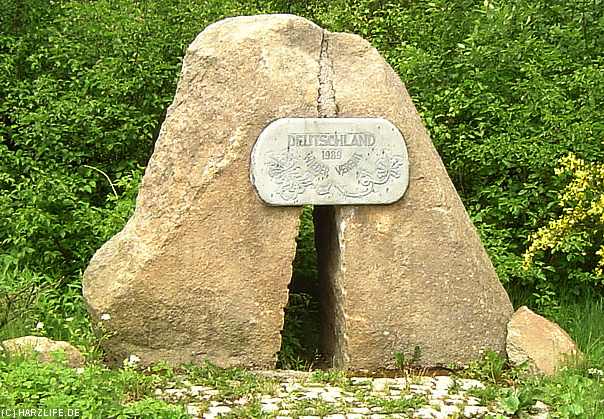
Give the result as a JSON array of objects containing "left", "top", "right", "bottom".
[{"left": 155, "top": 372, "right": 550, "bottom": 418}]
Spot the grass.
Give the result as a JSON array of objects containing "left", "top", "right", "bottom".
[
  {"left": 182, "top": 362, "right": 280, "bottom": 400},
  {"left": 0, "top": 354, "right": 188, "bottom": 418},
  {"left": 454, "top": 293, "right": 604, "bottom": 418},
  {"left": 361, "top": 394, "right": 428, "bottom": 414},
  {"left": 0, "top": 334, "right": 603, "bottom": 418},
  {"left": 2, "top": 292, "right": 604, "bottom": 417},
  {"left": 2, "top": 256, "right": 604, "bottom": 418},
  {"left": 285, "top": 398, "right": 344, "bottom": 417},
  {"left": 536, "top": 294, "right": 604, "bottom": 417},
  {"left": 551, "top": 295, "right": 604, "bottom": 368}
]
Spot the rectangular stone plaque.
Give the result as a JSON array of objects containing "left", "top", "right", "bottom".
[{"left": 250, "top": 118, "right": 409, "bottom": 205}]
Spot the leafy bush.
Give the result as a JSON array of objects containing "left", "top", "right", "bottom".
[
  {"left": 309, "top": 0, "right": 604, "bottom": 306},
  {"left": 0, "top": 0, "right": 260, "bottom": 340},
  {"left": 277, "top": 291, "right": 320, "bottom": 370},
  {"left": 291, "top": 206, "right": 319, "bottom": 291},
  {"left": 1, "top": 0, "right": 238, "bottom": 279}
]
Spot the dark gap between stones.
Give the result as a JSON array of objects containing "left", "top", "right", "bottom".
[
  {"left": 277, "top": 205, "right": 330, "bottom": 370},
  {"left": 315, "top": 205, "right": 338, "bottom": 368}
]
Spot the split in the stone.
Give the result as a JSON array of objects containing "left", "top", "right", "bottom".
[{"left": 83, "top": 14, "right": 513, "bottom": 370}]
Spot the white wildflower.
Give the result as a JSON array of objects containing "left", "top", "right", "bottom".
[
  {"left": 35, "top": 322, "right": 44, "bottom": 330},
  {"left": 588, "top": 368, "right": 604, "bottom": 377},
  {"left": 75, "top": 367, "right": 85, "bottom": 375}
]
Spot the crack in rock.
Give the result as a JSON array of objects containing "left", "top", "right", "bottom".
[{"left": 317, "top": 31, "right": 338, "bottom": 118}]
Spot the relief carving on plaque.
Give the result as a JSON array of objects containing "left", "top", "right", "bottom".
[
  {"left": 250, "top": 118, "right": 409, "bottom": 206},
  {"left": 265, "top": 148, "right": 406, "bottom": 201}
]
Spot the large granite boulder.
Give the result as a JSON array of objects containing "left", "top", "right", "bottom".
[
  {"left": 315, "top": 31, "right": 513, "bottom": 369},
  {"left": 83, "top": 14, "right": 513, "bottom": 369},
  {"left": 83, "top": 15, "right": 318, "bottom": 368}
]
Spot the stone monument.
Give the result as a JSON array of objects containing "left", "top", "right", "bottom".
[{"left": 83, "top": 14, "right": 513, "bottom": 370}]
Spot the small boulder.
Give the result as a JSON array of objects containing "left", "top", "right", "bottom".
[
  {"left": 506, "top": 306, "right": 580, "bottom": 375},
  {"left": 1, "top": 336, "right": 85, "bottom": 368}
]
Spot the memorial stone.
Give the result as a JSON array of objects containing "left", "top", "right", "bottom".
[{"left": 83, "top": 14, "right": 513, "bottom": 370}]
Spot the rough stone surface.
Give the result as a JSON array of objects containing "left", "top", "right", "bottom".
[
  {"left": 507, "top": 306, "right": 580, "bottom": 375},
  {"left": 316, "top": 31, "right": 513, "bottom": 369},
  {"left": 83, "top": 14, "right": 322, "bottom": 368},
  {"left": 83, "top": 14, "right": 513, "bottom": 369},
  {"left": 250, "top": 117, "right": 409, "bottom": 205},
  {"left": 1, "top": 336, "right": 85, "bottom": 367}
]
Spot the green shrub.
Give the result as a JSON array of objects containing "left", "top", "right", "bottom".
[{"left": 0, "top": 0, "right": 263, "bottom": 340}]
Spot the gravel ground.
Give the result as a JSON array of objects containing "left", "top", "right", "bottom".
[{"left": 154, "top": 371, "right": 550, "bottom": 418}]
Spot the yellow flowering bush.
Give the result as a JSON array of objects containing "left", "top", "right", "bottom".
[{"left": 524, "top": 152, "right": 604, "bottom": 279}]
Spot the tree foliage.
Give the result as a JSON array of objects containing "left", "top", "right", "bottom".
[{"left": 1, "top": 0, "right": 603, "bottom": 324}]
